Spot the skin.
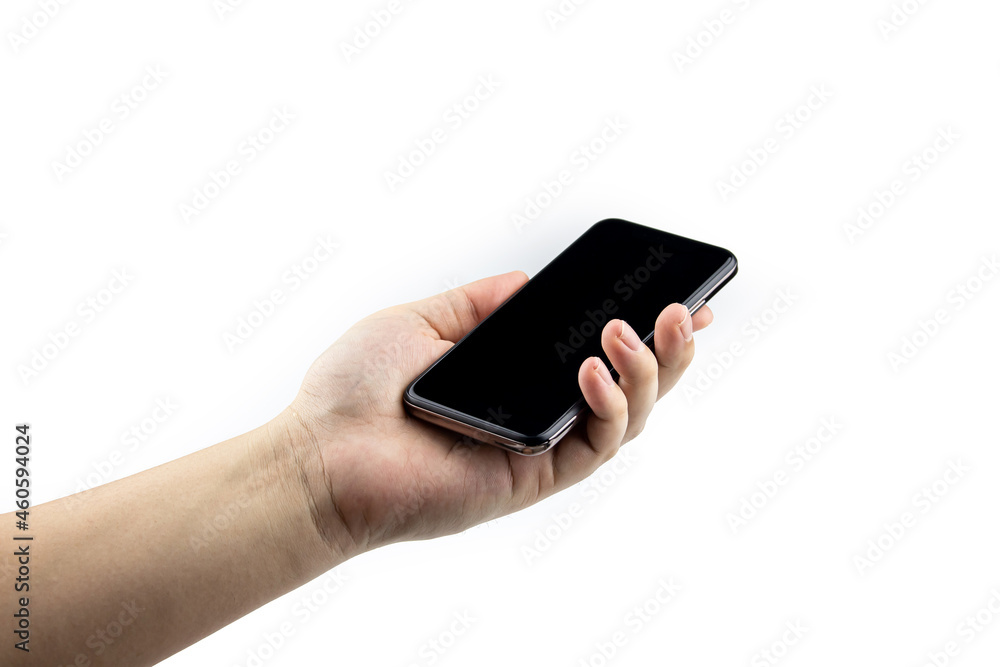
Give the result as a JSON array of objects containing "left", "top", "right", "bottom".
[{"left": 2, "top": 271, "right": 713, "bottom": 666}]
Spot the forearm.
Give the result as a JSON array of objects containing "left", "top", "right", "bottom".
[{"left": 2, "top": 411, "right": 345, "bottom": 666}]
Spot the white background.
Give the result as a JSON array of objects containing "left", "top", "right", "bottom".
[{"left": 3, "top": 0, "right": 1000, "bottom": 665}]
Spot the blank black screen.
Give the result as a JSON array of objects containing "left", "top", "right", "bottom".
[{"left": 411, "top": 220, "right": 734, "bottom": 438}]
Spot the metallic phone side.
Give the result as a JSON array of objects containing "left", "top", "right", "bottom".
[{"left": 403, "top": 398, "right": 580, "bottom": 456}]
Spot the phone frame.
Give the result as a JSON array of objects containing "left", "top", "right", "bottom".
[{"left": 403, "top": 220, "right": 739, "bottom": 456}]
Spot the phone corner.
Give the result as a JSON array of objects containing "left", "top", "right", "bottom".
[
  {"left": 723, "top": 251, "right": 739, "bottom": 275},
  {"left": 519, "top": 410, "right": 582, "bottom": 455},
  {"left": 590, "top": 217, "right": 629, "bottom": 232},
  {"left": 402, "top": 381, "right": 423, "bottom": 410}
]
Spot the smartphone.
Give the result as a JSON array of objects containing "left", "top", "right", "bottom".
[{"left": 403, "top": 219, "right": 738, "bottom": 455}]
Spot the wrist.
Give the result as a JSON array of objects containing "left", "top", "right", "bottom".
[{"left": 257, "top": 407, "right": 364, "bottom": 566}]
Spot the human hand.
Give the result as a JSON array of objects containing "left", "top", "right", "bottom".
[{"left": 281, "top": 271, "right": 714, "bottom": 561}]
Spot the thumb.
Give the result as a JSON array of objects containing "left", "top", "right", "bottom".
[{"left": 405, "top": 271, "right": 528, "bottom": 343}]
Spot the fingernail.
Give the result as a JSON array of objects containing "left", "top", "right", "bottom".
[
  {"left": 679, "top": 306, "right": 693, "bottom": 342},
  {"left": 617, "top": 320, "right": 642, "bottom": 352},
  {"left": 593, "top": 358, "right": 614, "bottom": 385}
]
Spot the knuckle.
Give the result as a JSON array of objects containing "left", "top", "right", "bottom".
[
  {"left": 623, "top": 351, "right": 659, "bottom": 384},
  {"left": 610, "top": 398, "right": 630, "bottom": 423}
]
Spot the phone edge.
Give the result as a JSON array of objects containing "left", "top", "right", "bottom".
[{"left": 403, "top": 221, "right": 739, "bottom": 456}]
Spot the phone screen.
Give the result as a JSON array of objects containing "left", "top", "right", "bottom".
[{"left": 409, "top": 219, "right": 736, "bottom": 440}]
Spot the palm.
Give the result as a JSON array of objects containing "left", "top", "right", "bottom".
[
  {"left": 290, "top": 272, "right": 709, "bottom": 552},
  {"left": 293, "top": 304, "right": 563, "bottom": 548}
]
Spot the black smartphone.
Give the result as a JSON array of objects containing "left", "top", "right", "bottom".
[{"left": 403, "top": 219, "right": 738, "bottom": 455}]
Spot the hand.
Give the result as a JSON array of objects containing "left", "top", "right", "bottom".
[{"left": 281, "top": 271, "right": 714, "bottom": 560}]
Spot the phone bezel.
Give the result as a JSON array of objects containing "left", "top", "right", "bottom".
[{"left": 403, "top": 219, "right": 739, "bottom": 456}]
